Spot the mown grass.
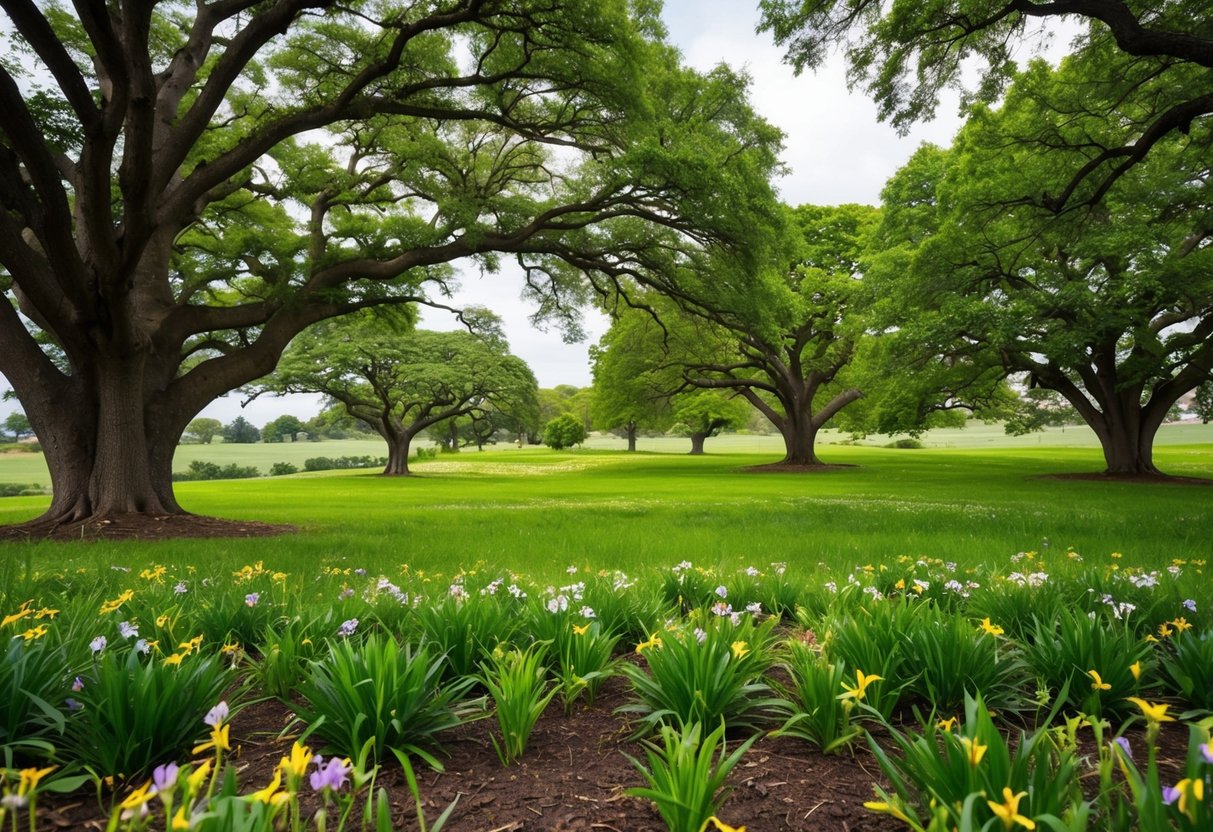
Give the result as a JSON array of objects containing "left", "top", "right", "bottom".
[{"left": 1, "top": 425, "right": 1210, "bottom": 588}]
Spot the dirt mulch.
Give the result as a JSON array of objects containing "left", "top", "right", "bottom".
[{"left": 0, "top": 513, "right": 297, "bottom": 543}]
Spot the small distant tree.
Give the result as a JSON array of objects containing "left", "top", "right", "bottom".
[
  {"left": 671, "top": 391, "right": 749, "bottom": 455},
  {"left": 1195, "top": 383, "right": 1213, "bottom": 425},
  {"left": 262, "top": 415, "right": 306, "bottom": 444},
  {"left": 3, "top": 412, "right": 32, "bottom": 442},
  {"left": 543, "top": 414, "right": 587, "bottom": 450},
  {"left": 222, "top": 417, "right": 261, "bottom": 445},
  {"left": 182, "top": 418, "right": 223, "bottom": 445}
]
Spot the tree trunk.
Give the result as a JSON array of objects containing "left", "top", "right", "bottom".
[
  {"left": 382, "top": 434, "right": 413, "bottom": 476},
  {"left": 626, "top": 421, "right": 637, "bottom": 452},
  {"left": 779, "top": 419, "right": 821, "bottom": 466},
  {"left": 689, "top": 432, "right": 707, "bottom": 454},
  {"left": 1094, "top": 411, "right": 1164, "bottom": 475}
]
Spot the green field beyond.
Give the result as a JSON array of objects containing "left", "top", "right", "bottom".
[{"left": 1, "top": 425, "right": 1210, "bottom": 584}]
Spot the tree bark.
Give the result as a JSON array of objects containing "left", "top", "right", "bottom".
[
  {"left": 689, "top": 433, "right": 707, "bottom": 454},
  {"left": 779, "top": 419, "right": 821, "bottom": 466},
  {"left": 381, "top": 430, "right": 416, "bottom": 476},
  {"left": 1092, "top": 409, "right": 1165, "bottom": 475},
  {"left": 626, "top": 421, "right": 637, "bottom": 452}
]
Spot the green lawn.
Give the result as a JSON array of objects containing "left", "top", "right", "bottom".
[{"left": 1, "top": 425, "right": 1210, "bottom": 586}]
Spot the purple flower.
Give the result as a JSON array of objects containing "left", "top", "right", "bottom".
[
  {"left": 118, "top": 621, "right": 138, "bottom": 640},
  {"left": 174, "top": 581, "right": 188, "bottom": 595},
  {"left": 714, "top": 586, "right": 728, "bottom": 599},
  {"left": 1183, "top": 599, "right": 1197, "bottom": 613},
  {"left": 354, "top": 568, "right": 367, "bottom": 577},
  {"left": 337, "top": 618, "right": 359, "bottom": 638},
  {"left": 153, "top": 763, "right": 179, "bottom": 793},
  {"left": 244, "top": 593, "right": 260, "bottom": 607},
  {"left": 72, "top": 676, "right": 84, "bottom": 692},
  {"left": 1201, "top": 742, "right": 1213, "bottom": 764},
  {"left": 1163, "top": 786, "right": 1180, "bottom": 806},
  {"left": 134, "top": 639, "right": 150, "bottom": 655},
  {"left": 65, "top": 698, "right": 82, "bottom": 712},
  {"left": 89, "top": 635, "right": 107, "bottom": 654},
  {"left": 338, "top": 588, "right": 354, "bottom": 600},
  {"left": 1114, "top": 737, "right": 1132, "bottom": 761},
  {"left": 309, "top": 757, "right": 351, "bottom": 792},
  {"left": 204, "top": 701, "right": 229, "bottom": 727}
]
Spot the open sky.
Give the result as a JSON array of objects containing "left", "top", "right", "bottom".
[{"left": 1, "top": 2, "right": 1065, "bottom": 425}]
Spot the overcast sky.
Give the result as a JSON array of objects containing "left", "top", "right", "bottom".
[{"left": 1, "top": 0, "right": 982, "bottom": 424}]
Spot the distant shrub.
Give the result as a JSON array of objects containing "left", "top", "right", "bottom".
[
  {"left": 884, "top": 438, "right": 924, "bottom": 449},
  {"left": 543, "top": 414, "right": 587, "bottom": 450},
  {"left": 0, "top": 442, "right": 40, "bottom": 454},
  {"left": 172, "top": 460, "right": 262, "bottom": 482},
  {"left": 415, "top": 446, "right": 439, "bottom": 460},
  {"left": 302, "top": 455, "right": 387, "bottom": 472},
  {"left": 0, "top": 483, "right": 46, "bottom": 498},
  {"left": 269, "top": 462, "right": 299, "bottom": 476}
]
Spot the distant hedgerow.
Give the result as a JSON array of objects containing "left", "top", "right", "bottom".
[
  {"left": 171, "top": 460, "right": 261, "bottom": 482},
  {"left": 302, "top": 455, "right": 387, "bottom": 472}
]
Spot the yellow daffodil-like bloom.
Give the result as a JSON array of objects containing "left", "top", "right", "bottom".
[
  {"left": 99, "top": 590, "right": 134, "bottom": 615},
  {"left": 192, "top": 723, "right": 230, "bottom": 756},
  {"left": 1174, "top": 777, "right": 1204, "bottom": 819},
  {"left": 911, "top": 583, "right": 925, "bottom": 594},
  {"left": 178, "top": 635, "right": 204, "bottom": 655},
  {"left": 937, "top": 717, "right": 958, "bottom": 733},
  {"left": 840, "top": 669, "right": 883, "bottom": 702},
  {"left": 249, "top": 769, "right": 282, "bottom": 804},
  {"left": 863, "top": 800, "right": 912, "bottom": 824},
  {"left": 185, "top": 761, "right": 212, "bottom": 794},
  {"left": 220, "top": 643, "right": 241, "bottom": 655},
  {"left": 1171, "top": 617, "right": 1192, "bottom": 633},
  {"left": 959, "top": 736, "right": 988, "bottom": 767},
  {"left": 1158, "top": 622, "right": 1173, "bottom": 638},
  {"left": 987, "top": 787, "right": 1035, "bottom": 830},
  {"left": 980, "top": 618, "right": 1004, "bottom": 637},
  {"left": 572, "top": 623, "right": 590, "bottom": 636},
  {"left": 703, "top": 816, "right": 747, "bottom": 832},
  {"left": 1088, "top": 670, "right": 1111, "bottom": 691},
  {"left": 164, "top": 652, "right": 185, "bottom": 667},
  {"left": 17, "top": 766, "right": 56, "bottom": 796},
  {"left": 1, "top": 608, "right": 32, "bottom": 628},
  {"left": 731, "top": 641, "right": 749, "bottom": 659},
  {"left": 21, "top": 625, "right": 48, "bottom": 641},
  {"left": 140, "top": 566, "right": 167, "bottom": 582},
  {"left": 279, "top": 741, "right": 313, "bottom": 780},
  {"left": 118, "top": 780, "right": 155, "bottom": 811},
  {"left": 272, "top": 572, "right": 288, "bottom": 583},
  {"left": 172, "top": 806, "right": 190, "bottom": 830},
  {"left": 1129, "top": 661, "right": 1142, "bottom": 682},
  {"left": 1144, "top": 634, "right": 1159, "bottom": 643},
  {"left": 635, "top": 634, "right": 662, "bottom": 654},
  {"left": 1125, "top": 697, "right": 1175, "bottom": 724},
  {"left": 33, "top": 607, "right": 58, "bottom": 620},
  {"left": 156, "top": 614, "right": 171, "bottom": 628},
  {"left": 894, "top": 578, "right": 906, "bottom": 590}
]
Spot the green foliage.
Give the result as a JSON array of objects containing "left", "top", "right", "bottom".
[
  {"left": 2, "top": 412, "right": 32, "bottom": 442},
  {"left": 64, "top": 649, "right": 236, "bottom": 778},
  {"left": 550, "top": 620, "right": 620, "bottom": 712},
  {"left": 183, "top": 418, "right": 224, "bottom": 445},
  {"left": 0, "top": 638, "right": 69, "bottom": 760},
  {"left": 295, "top": 634, "right": 479, "bottom": 768},
  {"left": 1159, "top": 629, "right": 1213, "bottom": 711},
  {"left": 620, "top": 615, "right": 783, "bottom": 735},
  {"left": 262, "top": 415, "right": 306, "bottom": 443},
  {"left": 302, "top": 455, "right": 387, "bottom": 472},
  {"left": 409, "top": 595, "right": 519, "bottom": 682},
  {"left": 222, "top": 417, "right": 261, "bottom": 445},
  {"left": 901, "top": 612, "right": 1027, "bottom": 715},
  {"left": 172, "top": 460, "right": 262, "bottom": 482},
  {"left": 480, "top": 642, "right": 558, "bottom": 765},
  {"left": 772, "top": 643, "right": 860, "bottom": 753},
  {"left": 269, "top": 462, "right": 299, "bottom": 477},
  {"left": 823, "top": 595, "right": 921, "bottom": 720},
  {"left": 625, "top": 721, "right": 755, "bottom": 832},
  {"left": 542, "top": 413, "right": 587, "bottom": 450},
  {"left": 253, "top": 617, "right": 325, "bottom": 701},
  {"left": 0, "top": 483, "right": 45, "bottom": 497}
]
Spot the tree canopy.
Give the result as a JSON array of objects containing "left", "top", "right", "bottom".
[
  {"left": 759, "top": 0, "right": 1213, "bottom": 211},
  {"left": 0, "top": 0, "right": 783, "bottom": 529}
]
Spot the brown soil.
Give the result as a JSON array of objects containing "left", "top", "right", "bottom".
[
  {"left": 0, "top": 513, "right": 297, "bottom": 543},
  {"left": 33, "top": 677, "right": 1196, "bottom": 832},
  {"left": 1037, "top": 472, "right": 1213, "bottom": 486}
]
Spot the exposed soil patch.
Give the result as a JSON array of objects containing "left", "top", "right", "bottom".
[
  {"left": 741, "top": 462, "right": 859, "bottom": 474},
  {"left": 0, "top": 513, "right": 297, "bottom": 543},
  {"left": 34, "top": 677, "right": 1196, "bottom": 832},
  {"left": 1037, "top": 472, "right": 1213, "bottom": 487}
]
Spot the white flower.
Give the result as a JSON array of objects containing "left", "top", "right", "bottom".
[
  {"left": 118, "top": 621, "right": 138, "bottom": 640},
  {"left": 89, "top": 635, "right": 107, "bottom": 653},
  {"left": 566, "top": 565, "right": 578, "bottom": 574},
  {"left": 134, "top": 639, "right": 150, "bottom": 655},
  {"left": 448, "top": 584, "right": 468, "bottom": 600},
  {"left": 745, "top": 602, "right": 762, "bottom": 615},
  {"left": 714, "top": 585, "right": 728, "bottom": 599},
  {"left": 1184, "top": 599, "right": 1197, "bottom": 612},
  {"left": 204, "top": 701, "right": 229, "bottom": 727},
  {"left": 579, "top": 606, "right": 596, "bottom": 619},
  {"left": 508, "top": 584, "right": 527, "bottom": 599},
  {"left": 693, "top": 627, "right": 707, "bottom": 643},
  {"left": 744, "top": 567, "right": 759, "bottom": 577},
  {"left": 173, "top": 581, "right": 188, "bottom": 594}
]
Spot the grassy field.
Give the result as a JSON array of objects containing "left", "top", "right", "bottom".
[{"left": 0, "top": 424, "right": 1210, "bottom": 586}]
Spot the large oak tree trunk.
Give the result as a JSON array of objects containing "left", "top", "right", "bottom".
[
  {"left": 1092, "top": 408, "right": 1165, "bottom": 475},
  {"left": 625, "top": 421, "right": 637, "bottom": 452},
  {"left": 779, "top": 418, "right": 822, "bottom": 466},
  {"left": 381, "top": 428, "right": 417, "bottom": 476},
  {"left": 689, "top": 433, "right": 707, "bottom": 454}
]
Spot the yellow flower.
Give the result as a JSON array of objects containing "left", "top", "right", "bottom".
[
  {"left": 172, "top": 806, "right": 190, "bottom": 830},
  {"left": 1171, "top": 617, "right": 1192, "bottom": 633},
  {"left": 572, "top": 623, "right": 590, "bottom": 636},
  {"left": 937, "top": 716, "right": 958, "bottom": 733},
  {"left": 119, "top": 780, "right": 155, "bottom": 811},
  {"left": 1158, "top": 622, "right": 1174, "bottom": 638},
  {"left": 635, "top": 634, "right": 662, "bottom": 654},
  {"left": 1173, "top": 777, "right": 1204, "bottom": 819},
  {"left": 164, "top": 652, "right": 185, "bottom": 667},
  {"left": 192, "top": 723, "right": 230, "bottom": 756},
  {"left": 1, "top": 608, "right": 32, "bottom": 628},
  {"left": 894, "top": 578, "right": 906, "bottom": 590},
  {"left": 99, "top": 589, "right": 134, "bottom": 615},
  {"left": 140, "top": 566, "right": 167, "bottom": 582},
  {"left": 1129, "top": 661, "right": 1142, "bottom": 682},
  {"left": 185, "top": 761, "right": 212, "bottom": 793},
  {"left": 249, "top": 768, "right": 282, "bottom": 803},
  {"left": 959, "top": 736, "right": 988, "bottom": 767},
  {"left": 980, "top": 618, "right": 1004, "bottom": 637},
  {"left": 704, "top": 817, "right": 746, "bottom": 832},
  {"left": 840, "top": 669, "right": 883, "bottom": 702},
  {"left": 1125, "top": 697, "right": 1175, "bottom": 724},
  {"left": 178, "top": 635, "right": 204, "bottom": 655},
  {"left": 17, "top": 766, "right": 56, "bottom": 796},
  {"left": 863, "top": 800, "right": 912, "bottom": 824},
  {"left": 220, "top": 643, "right": 241, "bottom": 655},
  {"left": 21, "top": 624, "right": 49, "bottom": 641},
  {"left": 156, "top": 614, "right": 171, "bottom": 628},
  {"left": 1088, "top": 670, "right": 1111, "bottom": 691},
  {"left": 731, "top": 641, "right": 750, "bottom": 659},
  {"left": 278, "top": 741, "right": 313, "bottom": 780},
  {"left": 987, "top": 787, "right": 1035, "bottom": 830},
  {"left": 33, "top": 607, "right": 58, "bottom": 620}
]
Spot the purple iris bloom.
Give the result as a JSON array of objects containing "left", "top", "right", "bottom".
[
  {"left": 153, "top": 763, "right": 179, "bottom": 792},
  {"left": 1113, "top": 737, "right": 1132, "bottom": 760},
  {"left": 309, "top": 757, "right": 351, "bottom": 792}
]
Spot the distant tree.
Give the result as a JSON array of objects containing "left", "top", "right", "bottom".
[
  {"left": 262, "top": 415, "right": 306, "bottom": 444},
  {"left": 182, "top": 418, "right": 223, "bottom": 445},
  {"left": 543, "top": 414, "right": 588, "bottom": 450},
  {"left": 264, "top": 316, "right": 538, "bottom": 475},
  {"left": 222, "top": 417, "right": 261, "bottom": 445},
  {"left": 1196, "top": 383, "right": 1213, "bottom": 425},
  {"left": 671, "top": 391, "right": 749, "bottom": 455},
  {"left": 590, "top": 317, "right": 675, "bottom": 451},
  {"left": 3, "top": 411, "right": 32, "bottom": 442},
  {"left": 304, "top": 406, "right": 370, "bottom": 440}
]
